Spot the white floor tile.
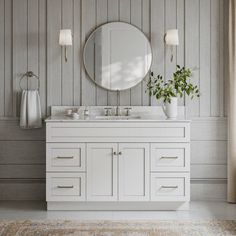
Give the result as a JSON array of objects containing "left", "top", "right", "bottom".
[{"left": 0, "top": 201, "right": 236, "bottom": 220}]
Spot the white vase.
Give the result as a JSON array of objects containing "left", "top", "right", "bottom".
[{"left": 162, "top": 97, "right": 178, "bottom": 119}]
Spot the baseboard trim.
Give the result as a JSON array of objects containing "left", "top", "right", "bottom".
[
  {"left": 191, "top": 178, "right": 227, "bottom": 184},
  {"left": 47, "top": 201, "right": 190, "bottom": 211}
]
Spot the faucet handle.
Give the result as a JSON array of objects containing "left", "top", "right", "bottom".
[
  {"left": 83, "top": 107, "right": 89, "bottom": 116},
  {"left": 104, "top": 107, "right": 112, "bottom": 116},
  {"left": 124, "top": 107, "right": 132, "bottom": 116}
]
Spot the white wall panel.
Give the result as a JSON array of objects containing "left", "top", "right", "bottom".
[
  {"left": 185, "top": 0, "right": 200, "bottom": 117},
  {"left": 191, "top": 141, "right": 227, "bottom": 165},
  {"left": 191, "top": 180, "right": 227, "bottom": 201}
]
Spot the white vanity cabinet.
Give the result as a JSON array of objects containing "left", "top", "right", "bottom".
[
  {"left": 46, "top": 119, "right": 190, "bottom": 210},
  {"left": 87, "top": 143, "right": 149, "bottom": 202}
]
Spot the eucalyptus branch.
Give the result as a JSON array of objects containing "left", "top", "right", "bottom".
[{"left": 146, "top": 65, "right": 200, "bottom": 103}]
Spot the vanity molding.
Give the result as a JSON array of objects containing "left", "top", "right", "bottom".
[{"left": 46, "top": 106, "right": 190, "bottom": 210}]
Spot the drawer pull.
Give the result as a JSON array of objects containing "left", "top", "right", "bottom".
[
  {"left": 57, "top": 185, "right": 74, "bottom": 189},
  {"left": 161, "top": 185, "right": 178, "bottom": 189},
  {"left": 56, "top": 156, "right": 74, "bottom": 159},
  {"left": 160, "top": 156, "right": 178, "bottom": 159}
]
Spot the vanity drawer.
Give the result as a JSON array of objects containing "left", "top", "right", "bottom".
[
  {"left": 151, "top": 143, "right": 190, "bottom": 171},
  {"left": 46, "top": 173, "right": 85, "bottom": 201},
  {"left": 150, "top": 173, "right": 190, "bottom": 201},
  {"left": 46, "top": 122, "right": 190, "bottom": 143},
  {"left": 46, "top": 143, "right": 85, "bottom": 172}
]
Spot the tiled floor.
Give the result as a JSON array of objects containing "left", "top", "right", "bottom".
[{"left": 0, "top": 201, "right": 236, "bottom": 220}]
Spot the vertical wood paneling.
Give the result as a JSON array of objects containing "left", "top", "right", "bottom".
[
  {"left": 73, "top": 0, "right": 81, "bottom": 106},
  {"left": 47, "top": 0, "right": 62, "bottom": 112},
  {"left": 150, "top": 0, "right": 165, "bottom": 106},
  {"left": 0, "top": 0, "right": 5, "bottom": 116},
  {"left": 176, "top": 0, "right": 185, "bottom": 69},
  {"left": 0, "top": 0, "right": 226, "bottom": 117},
  {"left": 185, "top": 0, "right": 200, "bottom": 117},
  {"left": 81, "top": 0, "right": 96, "bottom": 105},
  {"left": 176, "top": 0, "right": 185, "bottom": 106},
  {"left": 39, "top": 0, "right": 47, "bottom": 116},
  {"left": 96, "top": 0, "right": 108, "bottom": 106},
  {"left": 199, "top": 0, "right": 211, "bottom": 117},
  {"left": 165, "top": 0, "right": 177, "bottom": 81},
  {"left": 223, "top": 0, "right": 229, "bottom": 117},
  {"left": 119, "top": 0, "right": 131, "bottom": 106},
  {"left": 28, "top": 0, "right": 39, "bottom": 90},
  {"left": 130, "top": 0, "right": 142, "bottom": 106},
  {"left": 219, "top": 0, "right": 224, "bottom": 117},
  {"left": 142, "top": 0, "right": 151, "bottom": 106},
  {"left": 211, "top": 0, "right": 220, "bottom": 117},
  {"left": 107, "top": 0, "right": 119, "bottom": 106},
  {"left": 62, "top": 0, "right": 73, "bottom": 105},
  {"left": 13, "top": 0, "right": 28, "bottom": 116},
  {"left": 4, "top": 0, "right": 13, "bottom": 117},
  {"left": 119, "top": 0, "right": 131, "bottom": 24}
]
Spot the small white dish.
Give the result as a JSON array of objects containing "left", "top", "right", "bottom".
[
  {"left": 66, "top": 109, "right": 73, "bottom": 116},
  {"left": 72, "top": 113, "right": 79, "bottom": 119}
]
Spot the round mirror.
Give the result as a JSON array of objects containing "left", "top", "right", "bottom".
[{"left": 83, "top": 22, "right": 152, "bottom": 91}]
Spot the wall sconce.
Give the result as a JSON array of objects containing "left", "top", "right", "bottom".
[
  {"left": 59, "top": 29, "right": 72, "bottom": 62},
  {"left": 165, "top": 29, "right": 179, "bottom": 62}
]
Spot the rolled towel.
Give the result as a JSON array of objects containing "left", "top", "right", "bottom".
[{"left": 20, "top": 90, "right": 42, "bottom": 129}]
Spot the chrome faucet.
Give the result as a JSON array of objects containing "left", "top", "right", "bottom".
[
  {"left": 115, "top": 106, "right": 120, "bottom": 116},
  {"left": 115, "top": 90, "right": 120, "bottom": 116},
  {"left": 124, "top": 107, "right": 132, "bottom": 116},
  {"left": 104, "top": 107, "right": 112, "bottom": 116}
]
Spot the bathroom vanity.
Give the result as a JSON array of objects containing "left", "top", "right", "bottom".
[
  {"left": 45, "top": 22, "right": 190, "bottom": 210},
  {"left": 45, "top": 107, "right": 190, "bottom": 210}
]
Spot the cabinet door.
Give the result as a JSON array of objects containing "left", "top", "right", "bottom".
[
  {"left": 87, "top": 143, "right": 118, "bottom": 201},
  {"left": 119, "top": 143, "right": 150, "bottom": 201}
]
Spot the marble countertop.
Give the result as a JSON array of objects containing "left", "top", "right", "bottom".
[{"left": 45, "top": 115, "right": 190, "bottom": 123}]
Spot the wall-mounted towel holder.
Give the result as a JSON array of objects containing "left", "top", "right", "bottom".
[{"left": 19, "top": 71, "right": 40, "bottom": 91}]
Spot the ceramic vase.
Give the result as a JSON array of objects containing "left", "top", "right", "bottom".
[{"left": 162, "top": 97, "right": 178, "bottom": 119}]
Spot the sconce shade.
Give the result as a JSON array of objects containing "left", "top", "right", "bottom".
[
  {"left": 165, "top": 29, "right": 179, "bottom": 46},
  {"left": 59, "top": 29, "right": 72, "bottom": 46}
]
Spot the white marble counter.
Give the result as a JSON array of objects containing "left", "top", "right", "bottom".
[
  {"left": 45, "top": 106, "right": 190, "bottom": 123},
  {"left": 45, "top": 115, "right": 190, "bottom": 123}
]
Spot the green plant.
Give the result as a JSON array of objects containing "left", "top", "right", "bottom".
[{"left": 146, "top": 65, "right": 200, "bottom": 103}]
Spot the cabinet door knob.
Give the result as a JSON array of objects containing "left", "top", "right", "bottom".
[
  {"left": 113, "top": 152, "right": 117, "bottom": 155},
  {"left": 118, "top": 151, "right": 122, "bottom": 155}
]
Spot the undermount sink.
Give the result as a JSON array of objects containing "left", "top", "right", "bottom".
[{"left": 95, "top": 115, "right": 141, "bottom": 120}]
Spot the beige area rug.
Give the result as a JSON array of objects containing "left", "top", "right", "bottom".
[{"left": 0, "top": 220, "right": 236, "bottom": 236}]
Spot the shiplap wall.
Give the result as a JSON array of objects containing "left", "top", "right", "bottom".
[{"left": 0, "top": 0, "right": 227, "bottom": 200}]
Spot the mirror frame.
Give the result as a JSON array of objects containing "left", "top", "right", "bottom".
[{"left": 83, "top": 22, "right": 153, "bottom": 92}]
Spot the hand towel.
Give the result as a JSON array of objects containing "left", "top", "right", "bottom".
[{"left": 20, "top": 90, "right": 42, "bottom": 129}]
